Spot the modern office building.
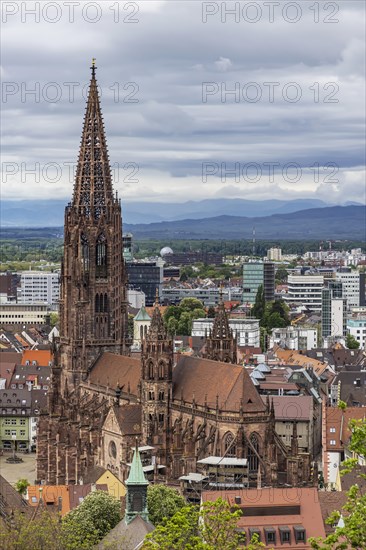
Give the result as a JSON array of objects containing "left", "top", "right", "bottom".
[
  {"left": 321, "top": 281, "right": 347, "bottom": 340},
  {"left": 126, "top": 260, "right": 163, "bottom": 306},
  {"left": 242, "top": 262, "right": 275, "bottom": 305},
  {"left": 285, "top": 275, "right": 324, "bottom": 311},
  {"left": 335, "top": 271, "right": 365, "bottom": 309},
  {"left": 122, "top": 233, "right": 133, "bottom": 262},
  {"left": 17, "top": 271, "right": 60, "bottom": 306}
]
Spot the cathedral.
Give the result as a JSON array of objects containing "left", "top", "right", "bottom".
[{"left": 36, "top": 64, "right": 314, "bottom": 489}]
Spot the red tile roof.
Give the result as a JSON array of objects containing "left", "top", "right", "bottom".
[
  {"left": 202, "top": 487, "right": 325, "bottom": 548},
  {"left": 21, "top": 350, "right": 51, "bottom": 366}
]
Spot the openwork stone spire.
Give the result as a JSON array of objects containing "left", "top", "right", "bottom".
[
  {"left": 147, "top": 290, "right": 167, "bottom": 341},
  {"left": 72, "top": 59, "right": 114, "bottom": 220},
  {"left": 211, "top": 290, "right": 231, "bottom": 339},
  {"left": 203, "top": 288, "right": 237, "bottom": 364}
]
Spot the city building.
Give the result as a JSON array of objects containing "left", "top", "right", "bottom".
[
  {"left": 269, "top": 326, "right": 318, "bottom": 350},
  {"left": 335, "top": 271, "right": 365, "bottom": 309},
  {"left": 242, "top": 262, "right": 275, "bottom": 305},
  {"left": 0, "top": 388, "right": 47, "bottom": 452},
  {"left": 0, "top": 304, "right": 51, "bottom": 326},
  {"left": 0, "top": 272, "right": 20, "bottom": 302},
  {"left": 127, "top": 288, "right": 145, "bottom": 309},
  {"left": 192, "top": 317, "right": 260, "bottom": 347},
  {"left": 201, "top": 488, "right": 326, "bottom": 547},
  {"left": 285, "top": 275, "right": 324, "bottom": 311},
  {"left": 267, "top": 247, "right": 282, "bottom": 261},
  {"left": 122, "top": 233, "right": 133, "bottom": 262},
  {"left": 162, "top": 286, "right": 243, "bottom": 306},
  {"left": 17, "top": 271, "right": 60, "bottom": 306},
  {"left": 347, "top": 318, "right": 366, "bottom": 349},
  {"left": 126, "top": 260, "right": 163, "bottom": 306},
  {"left": 321, "top": 281, "right": 347, "bottom": 342}
]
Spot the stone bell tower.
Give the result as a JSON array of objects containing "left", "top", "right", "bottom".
[{"left": 59, "top": 60, "right": 130, "bottom": 392}]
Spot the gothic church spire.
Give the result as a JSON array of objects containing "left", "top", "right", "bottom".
[{"left": 72, "top": 59, "right": 114, "bottom": 220}]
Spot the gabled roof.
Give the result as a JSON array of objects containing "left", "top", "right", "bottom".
[
  {"left": 173, "top": 355, "right": 266, "bottom": 413},
  {"left": 21, "top": 350, "right": 51, "bottom": 366},
  {"left": 113, "top": 404, "right": 141, "bottom": 436},
  {"left": 97, "top": 514, "right": 154, "bottom": 550},
  {"left": 324, "top": 406, "right": 366, "bottom": 451},
  {"left": 89, "top": 352, "right": 141, "bottom": 395}
]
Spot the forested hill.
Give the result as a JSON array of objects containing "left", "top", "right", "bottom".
[{"left": 123, "top": 205, "right": 365, "bottom": 240}]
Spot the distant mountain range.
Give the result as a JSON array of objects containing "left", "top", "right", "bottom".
[
  {"left": 122, "top": 205, "right": 366, "bottom": 240},
  {"left": 0, "top": 198, "right": 363, "bottom": 227}
]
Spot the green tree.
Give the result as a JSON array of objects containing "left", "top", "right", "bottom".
[
  {"left": 142, "top": 498, "right": 265, "bottom": 550},
  {"left": 275, "top": 267, "right": 288, "bottom": 283},
  {"left": 62, "top": 490, "right": 121, "bottom": 549},
  {"left": 180, "top": 298, "right": 205, "bottom": 312},
  {"left": 346, "top": 333, "right": 360, "bottom": 349},
  {"left": 147, "top": 484, "right": 185, "bottom": 526},
  {"left": 309, "top": 417, "right": 366, "bottom": 550},
  {"left": 49, "top": 312, "right": 59, "bottom": 328},
  {"left": 167, "top": 316, "right": 178, "bottom": 336},
  {"left": 252, "top": 285, "right": 265, "bottom": 320},
  {"left": 0, "top": 510, "right": 64, "bottom": 550},
  {"left": 15, "top": 478, "right": 29, "bottom": 496},
  {"left": 177, "top": 311, "right": 192, "bottom": 335}
]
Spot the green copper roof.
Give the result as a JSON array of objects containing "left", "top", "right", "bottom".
[
  {"left": 126, "top": 446, "right": 149, "bottom": 486},
  {"left": 134, "top": 306, "right": 151, "bottom": 322}
]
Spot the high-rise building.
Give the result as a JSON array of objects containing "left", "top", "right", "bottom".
[
  {"left": 285, "top": 275, "right": 324, "bottom": 311},
  {"left": 267, "top": 247, "right": 282, "bottom": 261},
  {"left": 126, "top": 260, "right": 163, "bottom": 306},
  {"left": 321, "top": 281, "right": 346, "bottom": 340},
  {"left": 335, "top": 271, "right": 365, "bottom": 309},
  {"left": 242, "top": 262, "right": 275, "bottom": 305}
]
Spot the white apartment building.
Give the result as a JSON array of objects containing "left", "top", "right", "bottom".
[
  {"left": 18, "top": 271, "right": 60, "bottom": 306},
  {"left": 267, "top": 247, "right": 282, "bottom": 261},
  {"left": 284, "top": 275, "right": 324, "bottom": 311},
  {"left": 269, "top": 326, "right": 318, "bottom": 350},
  {"left": 192, "top": 318, "right": 260, "bottom": 347},
  {"left": 335, "top": 272, "right": 362, "bottom": 309},
  {"left": 347, "top": 318, "right": 366, "bottom": 349}
]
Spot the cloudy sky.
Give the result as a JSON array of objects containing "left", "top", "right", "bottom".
[{"left": 2, "top": 0, "right": 365, "bottom": 204}]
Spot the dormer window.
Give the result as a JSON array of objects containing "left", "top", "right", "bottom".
[
  {"left": 294, "top": 526, "right": 306, "bottom": 543},
  {"left": 264, "top": 528, "right": 276, "bottom": 545}
]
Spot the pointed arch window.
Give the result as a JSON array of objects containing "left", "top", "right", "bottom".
[
  {"left": 148, "top": 361, "right": 154, "bottom": 379},
  {"left": 158, "top": 361, "right": 165, "bottom": 380},
  {"left": 80, "top": 234, "right": 89, "bottom": 272},
  {"left": 96, "top": 233, "right": 107, "bottom": 277},
  {"left": 224, "top": 432, "right": 236, "bottom": 457},
  {"left": 248, "top": 433, "right": 259, "bottom": 471}
]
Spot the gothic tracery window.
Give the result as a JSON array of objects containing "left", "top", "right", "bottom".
[
  {"left": 96, "top": 233, "right": 107, "bottom": 277},
  {"left": 80, "top": 234, "right": 89, "bottom": 272},
  {"left": 248, "top": 433, "right": 259, "bottom": 471},
  {"left": 224, "top": 431, "right": 236, "bottom": 457}
]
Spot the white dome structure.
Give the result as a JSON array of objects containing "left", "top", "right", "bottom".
[{"left": 160, "top": 246, "right": 173, "bottom": 257}]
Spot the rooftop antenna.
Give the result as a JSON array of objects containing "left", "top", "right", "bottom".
[{"left": 252, "top": 226, "right": 256, "bottom": 257}]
